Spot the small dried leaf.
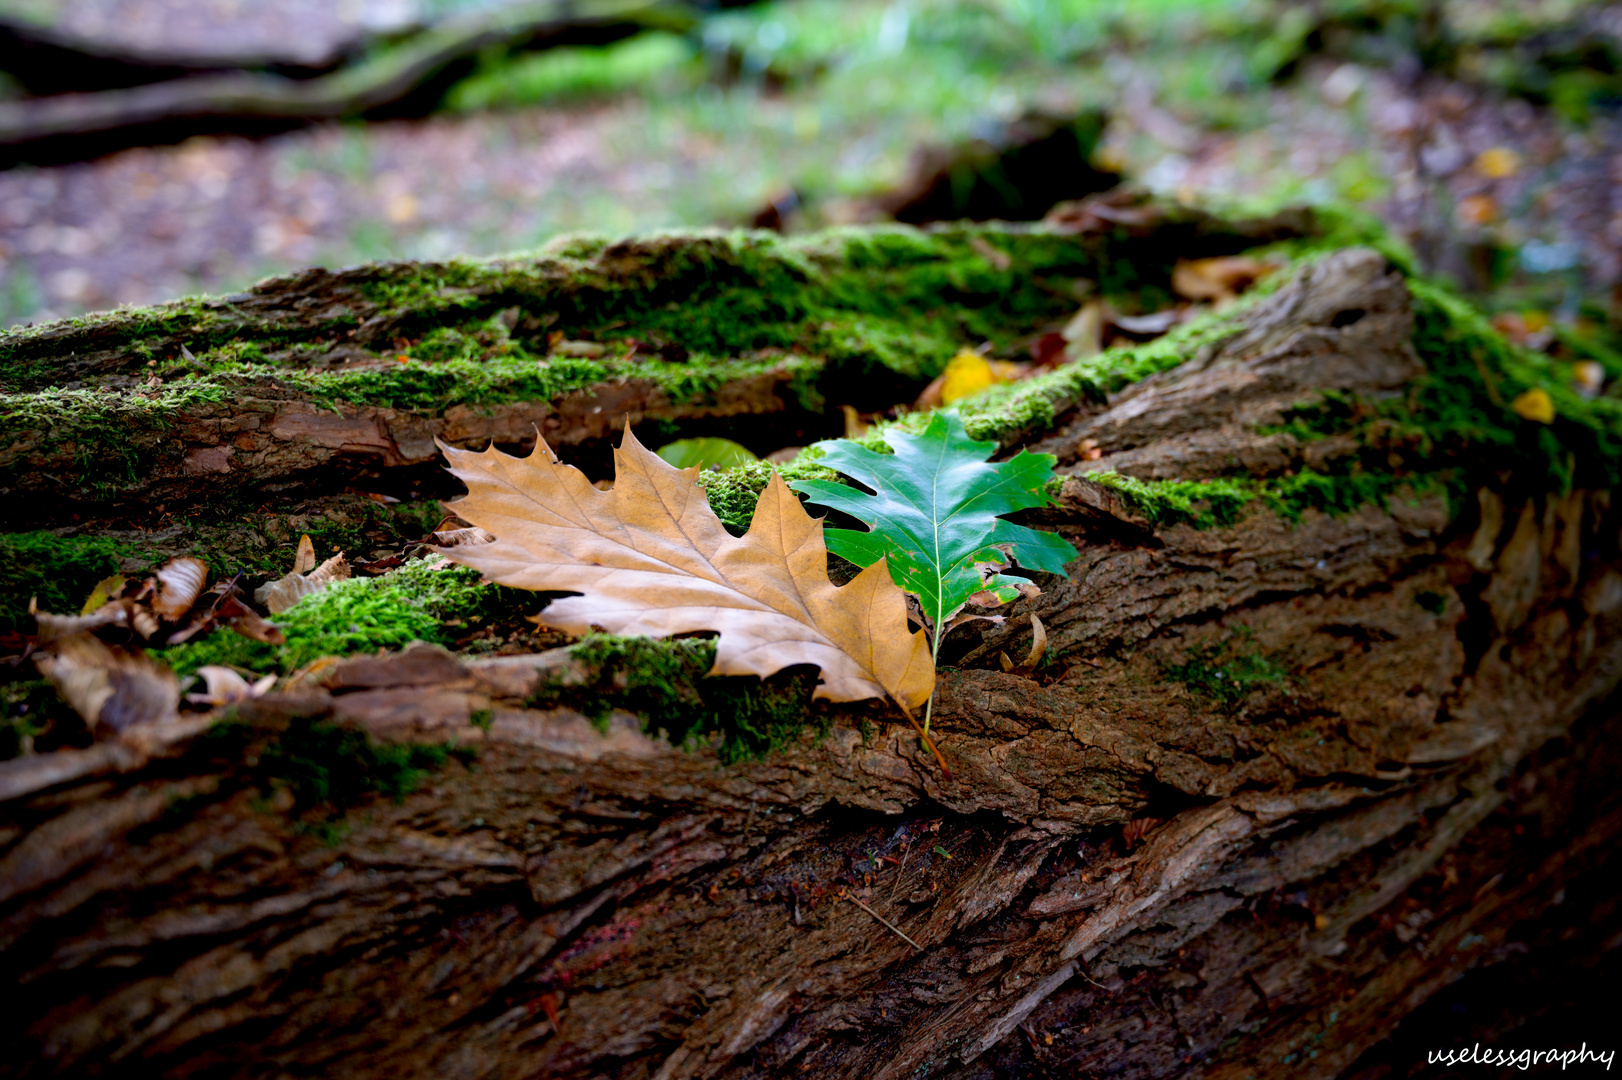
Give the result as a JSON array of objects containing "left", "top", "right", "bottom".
[
  {"left": 1172, "top": 256, "right": 1270, "bottom": 303},
  {"left": 219, "top": 596, "right": 286, "bottom": 644},
  {"left": 1573, "top": 361, "right": 1606, "bottom": 398},
  {"left": 152, "top": 558, "right": 208, "bottom": 622},
  {"left": 35, "top": 607, "right": 131, "bottom": 642},
  {"left": 257, "top": 553, "right": 351, "bottom": 614},
  {"left": 186, "top": 665, "right": 277, "bottom": 706},
  {"left": 1022, "top": 612, "right": 1047, "bottom": 669},
  {"left": 293, "top": 534, "right": 316, "bottom": 575},
  {"left": 939, "top": 351, "right": 1003, "bottom": 405},
  {"left": 1062, "top": 301, "right": 1104, "bottom": 359},
  {"left": 947, "top": 611, "right": 1004, "bottom": 633},
  {"left": 426, "top": 527, "right": 498, "bottom": 549},
  {"left": 996, "top": 613, "right": 1048, "bottom": 675}
]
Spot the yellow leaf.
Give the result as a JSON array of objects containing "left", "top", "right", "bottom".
[
  {"left": 913, "top": 348, "right": 1016, "bottom": 409},
  {"left": 80, "top": 574, "right": 126, "bottom": 615},
  {"left": 1475, "top": 147, "right": 1520, "bottom": 179},
  {"left": 431, "top": 429, "right": 935, "bottom": 712},
  {"left": 1510, "top": 387, "right": 1555, "bottom": 424},
  {"left": 940, "top": 349, "right": 1004, "bottom": 404}
]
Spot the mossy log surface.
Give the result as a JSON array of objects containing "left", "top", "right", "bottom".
[{"left": 2, "top": 211, "right": 1621, "bottom": 1079}]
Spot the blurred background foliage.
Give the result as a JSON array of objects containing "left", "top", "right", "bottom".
[{"left": 0, "top": 0, "right": 1618, "bottom": 355}]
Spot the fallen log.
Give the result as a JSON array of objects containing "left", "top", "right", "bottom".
[
  {"left": 0, "top": 0, "right": 703, "bottom": 167},
  {"left": 2, "top": 202, "right": 1619, "bottom": 1078}
]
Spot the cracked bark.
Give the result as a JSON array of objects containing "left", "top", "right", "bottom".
[{"left": 2, "top": 247, "right": 1619, "bottom": 1079}]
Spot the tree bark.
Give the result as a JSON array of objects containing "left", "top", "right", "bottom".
[{"left": 1, "top": 234, "right": 1619, "bottom": 1079}]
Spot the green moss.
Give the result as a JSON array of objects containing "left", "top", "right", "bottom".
[
  {"left": 1265, "top": 279, "right": 1622, "bottom": 506},
  {"left": 198, "top": 712, "right": 468, "bottom": 839},
  {"left": 695, "top": 457, "right": 841, "bottom": 533},
  {"left": 1086, "top": 470, "right": 1255, "bottom": 529},
  {"left": 0, "top": 531, "right": 129, "bottom": 633},
  {"left": 546, "top": 634, "right": 828, "bottom": 763},
  {"left": 1415, "top": 590, "right": 1447, "bottom": 616},
  {"left": 0, "top": 381, "right": 230, "bottom": 496},
  {"left": 1406, "top": 279, "right": 1622, "bottom": 491},
  {"left": 156, "top": 561, "right": 528, "bottom": 676},
  {"left": 1164, "top": 632, "right": 1288, "bottom": 713},
  {"left": 446, "top": 32, "right": 698, "bottom": 111},
  {"left": 1085, "top": 466, "right": 1432, "bottom": 530},
  {"left": 257, "top": 718, "right": 456, "bottom": 810},
  {"left": 1074, "top": 268, "right": 1622, "bottom": 532},
  {"left": 4, "top": 221, "right": 1308, "bottom": 509}
]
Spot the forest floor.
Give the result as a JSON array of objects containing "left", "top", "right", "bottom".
[{"left": 0, "top": 0, "right": 1619, "bottom": 350}]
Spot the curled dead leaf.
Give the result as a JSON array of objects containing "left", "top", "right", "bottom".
[
  {"left": 185, "top": 665, "right": 277, "bottom": 706},
  {"left": 32, "top": 627, "right": 178, "bottom": 732},
  {"left": 426, "top": 526, "right": 498, "bottom": 549},
  {"left": 151, "top": 558, "right": 208, "bottom": 622},
  {"left": 997, "top": 613, "right": 1047, "bottom": 675},
  {"left": 257, "top": 552, "right": 351, "bottom": 615}
]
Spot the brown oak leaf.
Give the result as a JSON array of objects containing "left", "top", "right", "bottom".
[{"left": 431, "top": 429, "right": 935, "bottom": 712}]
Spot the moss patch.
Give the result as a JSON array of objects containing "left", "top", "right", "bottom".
[
  {"left": 196, "top": 712, "right": 471, "bottom": 841},
  {"left": 1164, "top": 632, "right": 1288, "bottom": 713},
  {"left": 155, "top": 561, "right": 526, "bottom": 677},
  {"left": 542, "top": 634, "right": 831, "bottom": 764},
  {"left": 0, "top": 531, "right": 129, "bottom": 634}
]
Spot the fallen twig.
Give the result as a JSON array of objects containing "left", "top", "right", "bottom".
[{"left": 841, "top": 891, "right": 923, "bottom": 952}]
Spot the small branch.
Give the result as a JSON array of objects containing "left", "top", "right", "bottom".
[{"left": 841, "top": 891, "right": 923, "bottom": 952}]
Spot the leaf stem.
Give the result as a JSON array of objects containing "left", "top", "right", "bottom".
[
  {"left": 897, "top": 698, "right": 952, "bottom": 781},
  {"left": 922, "top": 614, "right": 944, "bottom": 735}
]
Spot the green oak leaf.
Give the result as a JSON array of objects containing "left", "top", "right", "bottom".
[{"left": 789, "top": 410, "right": 1076, "bottom": 726}]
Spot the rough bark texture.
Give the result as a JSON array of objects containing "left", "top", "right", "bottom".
[{"left": 2, "top": 243, "right": 1619, "bottom": 1079}]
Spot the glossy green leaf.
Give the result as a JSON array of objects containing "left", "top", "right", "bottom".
[
  {"left": 655, "top": 437, "right": 759, "bottom": 472},
  {"left": 789, "top": 409, "right": 1075, "bottom": 643}
]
